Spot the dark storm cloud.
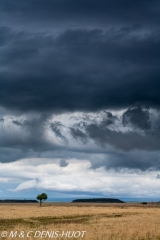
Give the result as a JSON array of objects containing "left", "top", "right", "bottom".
[
  {"left": 100, "top": 112, "right": 117, "bottom": 126},
  {"left": 70, "top": 111, "right": 117, "bottom": 143},
  {"left": 156, "top": 174, "right": 160, "bottom": 179},
  {"left": 59, "top": 159, "right": 68, "bottom": 167},
  {"left": 0, "top": 105, "right": 160, "bottom": 172},
  {"left": 68, "top": 107, "right": 160, "bottom": 152},
  {"left": 0, "top": 26, "right": 160, "bottom": 112},
  {"left": 122, "top": 106, "right": 151, "bottom": 130},
  {"left": 0, "top": 114, "right": 54, "bottom": 163},
  {"left": 0, "top": 117, "right": 4, "bottom": 122},
  {"left": 90, "top": 151, "right": 160, "bottom": 171},
  {"left": 1, "top": 0, "right": 160, "bottom": 29},
  {"left": 50, "top": 121, "right": 67, "bottom": 142},
  {"left": 12, "top": 120, "right": 22, "bottom": 126},
  {"left": 0, "top": 148, "right": 27, "bottom": 163},
  {"left": 70, "top": 127, "right": 88, "bottom": 144},
  {"left": 0, "top": 0, "right": 160, "bottom": 173},
  {"left": 85, "top": 123, "right": 160, "bottom": 151}
]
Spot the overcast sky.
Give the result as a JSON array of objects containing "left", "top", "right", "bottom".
[{"left": 0, "top": 0, "right": 160, "bottom": 199}]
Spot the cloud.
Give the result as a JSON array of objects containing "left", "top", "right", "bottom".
[
  {"left": 0, "top": 117, "right": 4, "bottom": 123},
  {"left": 0, "top": 26, "right": 160, "bottom": 113},
  {"left": 122, "top": 106, "right": 151, "bottom": 129},
  {"left": 11, "top": 179, "right": 38, "bottom": 192},
  {"left": 0, "top": 158, "right": 159, "bottom": 197},
  {"left": 90, "top": 151, "right": 160, "bottom": 171},
  {"left": 0, "top": 1, "right": 160, "bottom": 114},
  {"left": 12, "top": 120, "right": 22, "bottom": 126},
  {"left": 50, "top": 122, "right": 67, "bottom": 142},
  {"left": 0, "top": 108, "right": 160, "bottom": 171},
  {"left": 85, "top": 123, "right": 160, "bottom": 151},
  {"left": 70, "top": 127, "right": 88, "bottom": 144},
  {"left": 1, "top": 0, "right": 160, "bottom": 31},
  {"left": 59, "top": 159, "right": 68, "bottom": 167}
]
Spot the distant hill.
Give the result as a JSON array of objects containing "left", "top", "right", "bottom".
[
  {"left": 0, "top": 199, "right": 38, "bottom": 203},
  {"left": 72, "top": 198, "right": 125, "bottom": 203}
]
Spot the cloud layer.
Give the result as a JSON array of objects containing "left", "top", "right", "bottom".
[
  {"left": 0, "top": 26, "right": 160, "bottom": 112},
  {"left": 1, "top": 158, "right": 160, "bottom": 198},
  {"left": 0, "top": 107, "right": 160, "bottom": 172},
  {"left": 0, "top": 0, "right": 160, "bottom": 113}
]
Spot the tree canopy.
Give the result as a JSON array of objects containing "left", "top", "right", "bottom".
[{"left": 36, "top": 193, "right": 48, "bottom": 206}]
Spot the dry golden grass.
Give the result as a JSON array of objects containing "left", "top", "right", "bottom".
[{"left": 0, "top": 202, "right": 160, "bottom": 240}]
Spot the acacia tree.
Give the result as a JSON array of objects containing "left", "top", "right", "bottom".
[{"left": 36, "top": 193, "right": 48, "bottom": 206}]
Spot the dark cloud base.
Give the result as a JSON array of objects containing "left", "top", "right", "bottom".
[
  {"left": 0, "top": 27, "right": 160, "bottom": 113},
  {"left": 1, "top": 0, "right": 160, "bottom": 113}
]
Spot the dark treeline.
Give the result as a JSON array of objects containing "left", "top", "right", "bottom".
[
  {"left": 72, "top": 198, "right": 125, "bottom": 203},
  {"left": 0, "top": 199, "right": 38, "bottom": 203}
]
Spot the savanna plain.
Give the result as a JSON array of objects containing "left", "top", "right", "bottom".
[{"left": 0, "top": 202, "right": 160, "bottom": 240}]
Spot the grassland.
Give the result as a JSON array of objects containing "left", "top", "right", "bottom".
[{"left": 0, "top": 202, "right": 160, "bottom": 240}]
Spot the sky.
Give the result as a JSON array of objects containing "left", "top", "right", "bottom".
[{"left": 0, "top": 0, "right": 160, "bottom": 199}]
